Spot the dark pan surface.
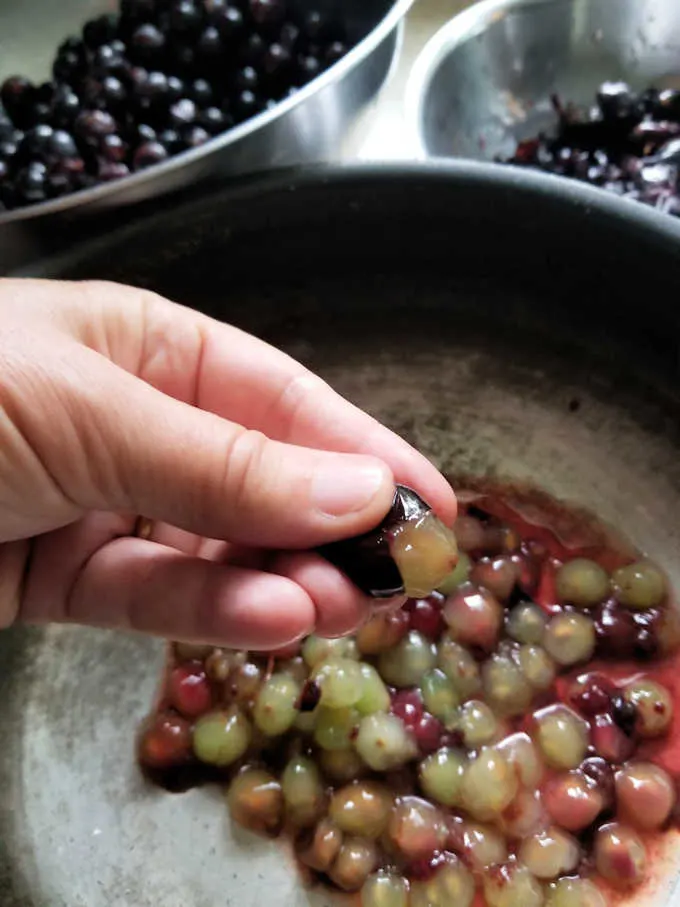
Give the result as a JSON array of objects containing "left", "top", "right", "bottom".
[{"left": 2, "top": 163, "right": 680, "bottom": 906}]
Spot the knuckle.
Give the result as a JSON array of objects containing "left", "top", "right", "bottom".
[{"left": 222, "top": 428, "right": 271, "bottom": 514}]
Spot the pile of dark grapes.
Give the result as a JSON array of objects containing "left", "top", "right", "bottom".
[
  {"left": 0, "top": 0, "right": 351, "bottom": 212},
  {"left": 500, "top": 82, "right": 680, "bottom": 217}
]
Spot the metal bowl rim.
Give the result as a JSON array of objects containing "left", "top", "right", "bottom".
[
  {"left": 19, "top": 157, "right": 680, "bottom": 280},
  {"left": 404, "top": 0, "right": 583, "bottom": 160},
  {"left": 0, "top": 0, "right": 414, "bottom": 227}
]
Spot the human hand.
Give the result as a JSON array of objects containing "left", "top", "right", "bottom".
[{"left": 0, "top": 278, "right": 456, "bottom": 651}]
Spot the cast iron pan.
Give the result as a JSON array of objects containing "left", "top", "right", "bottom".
[{"left": 2, "top": 162, "right": 680, "bottom": 906}]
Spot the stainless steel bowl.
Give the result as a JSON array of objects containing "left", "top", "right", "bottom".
[
  {"left": 407, "top": 0, "right": 680, "bottom": 162},
  {"left": 0, "top": 0, "right": 411, "bottom": 226}
]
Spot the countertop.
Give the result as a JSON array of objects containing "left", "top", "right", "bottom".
[{"left": 342, "top": 0, "right": 472, "bottom": 161}]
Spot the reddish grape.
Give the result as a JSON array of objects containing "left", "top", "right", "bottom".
[
  {"left": 408, "top": 595, "right": 446, "bottom": 639},
  {"left": 391, "top": 690, "right": 424, "bottom": 729},
  {"left": 567, "top": 672, "right": 616, "bottom": 717},
  {"left": 414, "top": 713, "right": 444, "bottom": 755},
  {"left": 138, "top": 712, "right": 192, "bottom": 769},
  {"left": 591, "top": 713, "right": 635, "bottom": 763},
  {"left": 167, "top": 661, "right": 213, "bottom": 718}
]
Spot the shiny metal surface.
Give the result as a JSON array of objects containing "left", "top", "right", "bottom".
[
  {"left": 2, "top": 162, "right": 680, "bottom": 905},
  {"left": 407, "top": 0, "right": 680, "bottom": 161},
  {"left": 0, "top": 0, "right": 411, "bottom": 224}
]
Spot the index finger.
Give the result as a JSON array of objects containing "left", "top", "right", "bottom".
[
  {"left": 91, "top": 283, "right": 457, "bottom": 524},
  {"left": 61, "top": 280, "right": 457, "bottom": 524}
]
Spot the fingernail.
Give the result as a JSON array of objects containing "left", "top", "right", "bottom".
[{"left": 312, "top": 458, "right": 388, "bottom": 517}]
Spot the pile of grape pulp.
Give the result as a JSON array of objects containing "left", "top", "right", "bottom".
[
  {"left": 500, "top": 82, "right": 680, "bottom": 217},
  {"left": 138, "top": 483, "right": 680, "bottom": 907},
  {"left": 0, "top": 0, "right": 351, "bottom": 211}
]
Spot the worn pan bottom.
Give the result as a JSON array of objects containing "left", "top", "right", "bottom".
[{"left": 2, "top": 164, "right": 680, "bottom": 906}]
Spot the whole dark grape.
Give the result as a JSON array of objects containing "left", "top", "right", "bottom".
[
  {"left": 236, "top": 66, "right": 259, "bottom": 91},
  {"left": 169, "top": 98, "right": 197, "bottom": 127},
  {"left": 135, "top": 71, "right": 169, "bottom": 103},
  {"left": 182, "top": 125, "right": 210, "bottom": 148},
  {"left": 169, "top": 0, "right": 203, "bottom": 34},
  {"left": 325, "top": 41, "right": 347, "bottom": 66},
  {"left": 263, "top": 42, "right": 291, "bottom": 79},
  {"left": 131, "top": 23, "right": 166, "bottom": 61},
  {"left": 98, "top": 160, "right": 131, "bottom": 181},
  {"left": 167, "top": 75, "right": 185, "bottom": 103},
  {"left": 82, "top": 14, "right": 119, "bottom": 50},
  {"left": 158, "top": 127, "right": 182, "bottom": 153},
  {"left": 213, "top": 5, "right": 244, "bottom": 40},
  {"left": 240, "top": 33, "right": 266, "bottom": 66},
  {"left": 302, "top": 10, "right": 327, "bottom": 40},
  {"left": 47, "top": 130, "right": 79, "bottom": 160},
  {"left": 279, "top": 21, "right": 301, "bottom": 51},
  {"left": 1, "top": 76, "right": 37, "bottom": 128},
  {"left": 188, "top": 78, "right": 213, "bottom": 106},
  {"left": 250, "top": 0, "right": 285, "bottom": 29},
  {"left": 17, "top": 124, "right": 54, "bottom": 162},
  {"left": 91, "top": 44, "right": 129, "bottom": 78},
  {"left": 198, "top": 105, "right": 228, "bottom": 134},
  {"left": 52, "top": 38, "right": 87, "bottom": 84},
  {"left": 129, "top": 122, "right": 157, "bottom": 145},
  {"left": 197, "top": 25, "right": 223, "bottom": 59},
  {"left": 0, "top": 135, "right": 21, "bottom": 162},
  {"left": 75, "top": 109, "right": 117, "bottom": 145},
  {"left": 120, "top": 0, "right": 156, "bottom": 22},
  {"left": 133, "top": 139, "right": 169, "bottom": 169},
  {"left": 297, "top": 54, "right": 321, "bottom": 83},
  {"left": 100, "top": 133, "right": 128, "bottom": 162},
  {"left": 15, "top": 161, "right": 48, "bottom": 204},
  {"left": 46, "top": 171, "right": 73, "bottom": 198},
  {"left": 204, "top": 0, "right": 227, "bottom": 16},
  {"left": 233, "top": 89, "right": 260, "bottom": 120}
]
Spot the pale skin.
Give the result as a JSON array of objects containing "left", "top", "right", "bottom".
[{"left": 0, "top": 278, "right": 456, "bottom": 651}]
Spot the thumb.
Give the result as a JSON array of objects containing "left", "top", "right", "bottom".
[{"left": 39, "top": 348, "right": 397, "bottom": 549}]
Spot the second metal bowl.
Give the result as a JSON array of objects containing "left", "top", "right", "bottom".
[{"left": 407, "top": 0, "right": 680, "bottom": 162}]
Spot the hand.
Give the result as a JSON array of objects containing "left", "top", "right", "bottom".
[{"left": 0, "top": 278, "right": 456, "bottom": 650}]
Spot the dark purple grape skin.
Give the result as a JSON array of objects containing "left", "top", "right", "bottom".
[
  {"left": 75, "top": 110, "right": 117, "bottom": 145},
  {"left": 297, "top": 54, "right": 321, "bottom": 83},
  {"left": 236, "top": 66, "right": 259, "bottom": 91},
  {"left": 263, "top": 43, "right": 292, "bottom": 78},
  {"left": 250, "top": 0, "right": 286, "bottom": 29},
  {"left": 131, "top": 23, "right": 166, "bottom": 59},
  {"left": 98, "top": 160, "right": 131, "bottom": 181},
  {"left": 133, "top": 140, "right": 169, "bottom": 170},
  {"left": 198, "top": 106, "right": 228, "bottom": 134},
  {"left": 170, "top": 0, "right": 203, "bottom": 35},
  {"left": 82, "top": 14, "right": 119, "bottom": 50},
  {"left": 100, "top": 133, "right": 128, "bottom": 163},
  {"left": 182, "top": 125, "right": 210, "bottom": 148},
  {"left": 15, "top": 161, "right": 48, "bottom": 204},
  {"left": 317, "top": 486, "right": 434, "bottom": 599},
  {"left": 188, "top": 78, "right": 214, "bottom": 106},
  {"left": 213, "top": 5, "right": 245, "bottom": 40},
  {"left": 169, "top": 98, "right": 197, "bottom": 127},
  {"left": 197, "top": 26, "right": 223, "bottom": 59},
  {"left": 158, "top": 128, "right": 183, "bottom": 153}
]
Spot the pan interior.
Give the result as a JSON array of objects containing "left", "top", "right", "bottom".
[{"left": 2, "top": 170, "right": 680, "bottom": 906}]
